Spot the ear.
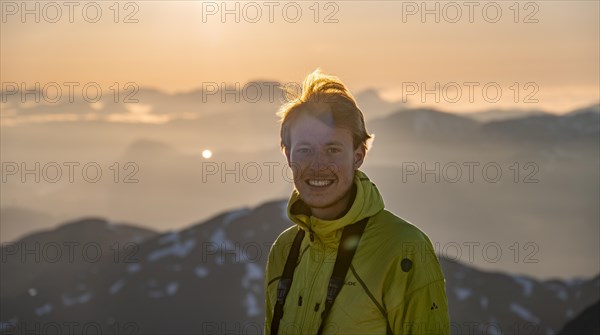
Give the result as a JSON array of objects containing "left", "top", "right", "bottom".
[{"left": 353, "top": 146, "right": 366, "bottom": 169}]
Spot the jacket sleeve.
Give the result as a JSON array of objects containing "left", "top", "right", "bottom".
[
  {"left": 264, "top": 227, "right": 297, "bottom": 335},
  {"left": 383, "top": 237, "right": 451, "bottom": 335},
  {"left": 264, "top": 243, "right": 276, "bottom": 335}
]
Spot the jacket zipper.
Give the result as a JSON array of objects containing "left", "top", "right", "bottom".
[{"left": 297, "top": 237, "right": 326, "bottom": 333}]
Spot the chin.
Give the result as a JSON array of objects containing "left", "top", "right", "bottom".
[{"left": 299, "top": 188, "right": 342, "bottom": 208}]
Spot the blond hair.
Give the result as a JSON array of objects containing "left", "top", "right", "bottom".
[{"left": 277, "top": 69, "right": 374, "bottom": 154}]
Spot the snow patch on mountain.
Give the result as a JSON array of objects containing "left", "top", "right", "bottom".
[
  {"left": 244, "top": 292, "right": 261, "bottom": 317},
  {"left": 62, "top": 291, "right": 93, "bottom": 306},
  {"left": 480, "top": 296, "right": 488, "bottom": 309},
  {"left": 210, "top": 228, "right": 236, "bottom": 265},
  {"left": 110, "top": 279, "right": 126, "bottom": 295},
  {"left": 242, "top": 263, "right": 263, "bottom": 289},
  {"left": 565, "top": 308, "right": 575, "bottom": 318},
  {"left": 147, "top": 238, "right": 196, "bottom": 262},
  {"left": 454, "top": 287, "right": 472, "bottom": 301},
  {"left": 166, "top": 281, "right": 179, "bottom": 296},
  {"left": 195, "top": 266, "right": 209, "bottom": 278},
  {"left": 158, "top": 232, "right": 180, "bottom": 245},
  {"left": 127, "top": 263, "right": 142, "bottom": 274},
  {"left": 510, "top": 302, "right": 540, "bottom": 323},
  {"left": 511, "top": 275, "right": 534, "bottom": 296},
  {"left": 222, "top": 208, "right": 251, "bottom": 227},
  {"left": 34, "top": 303, "right": 52, "bottom": 316},
  {"left": 545, "top": 282, "right": 568, "bottom": 301}
]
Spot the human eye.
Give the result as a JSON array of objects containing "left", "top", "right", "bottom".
[
  {"left": 296, "top": 147, "right": 310, "bottom": 154},
  {"left": 327, "top": 147, "right": 341, "bottom": 154}
]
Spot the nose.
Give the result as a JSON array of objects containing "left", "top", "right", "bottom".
[{"left": 308, "top": 151, "right": 334, "bottom": 175}]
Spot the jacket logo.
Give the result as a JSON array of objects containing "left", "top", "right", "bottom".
[
  {"left": 344, "top": 281, "right": 357, "bottom": 286},
  {"left": 430, "top": 302, "right": 438, "bottom": 310}
]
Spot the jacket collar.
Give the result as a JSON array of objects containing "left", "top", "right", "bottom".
[{"left": 286, "top": 169, "right": 385, "bottom": 246}]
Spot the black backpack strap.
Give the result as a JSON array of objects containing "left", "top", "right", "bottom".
[
  {"left": 270, "top": 227, "right": 305, "bottom": 335},
  {"left": 316, "top": 217, "right": 370, "bottom": 335}
]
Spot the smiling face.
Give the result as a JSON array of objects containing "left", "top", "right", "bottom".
[{"left": 285, "top": 108, "right": 365, "bottom": 220}]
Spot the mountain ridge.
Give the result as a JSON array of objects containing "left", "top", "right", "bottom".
[{"left": 1, "top": 199, "right": 598, "bottom": 334}]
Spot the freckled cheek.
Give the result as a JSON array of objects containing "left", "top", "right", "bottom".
[
  {"left": 329, "top": 158, "right": 354, "bottom": 175},
  {"left": 288, "top": 159, "right": 307, "bottom": 175}
]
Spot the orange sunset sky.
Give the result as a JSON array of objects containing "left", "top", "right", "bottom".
[{"left": 1, "top": 0, "right": 598, "bottom": 114}]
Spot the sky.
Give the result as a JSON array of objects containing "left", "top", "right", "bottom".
[
  {"left": 1, "top": 1, "right": 599, "bottom": 279},
  {"left": 1, "top": 0, "right": 599, "bottom": 114}
]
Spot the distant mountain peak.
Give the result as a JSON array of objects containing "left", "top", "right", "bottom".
[{"left": 568, "top": 103, "right": 600, "bottom": 116}]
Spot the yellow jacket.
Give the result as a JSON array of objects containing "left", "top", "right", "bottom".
[{"left": 264, "top": 169, "right": 451, "bottom": 334}]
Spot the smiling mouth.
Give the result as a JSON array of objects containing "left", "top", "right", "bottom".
[{"left": 306, "top": 179, "right": 335, "bottom": 187}]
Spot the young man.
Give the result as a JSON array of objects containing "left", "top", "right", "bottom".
[{"left": 264, "top": 70, "right": 450, "bottom": 335}]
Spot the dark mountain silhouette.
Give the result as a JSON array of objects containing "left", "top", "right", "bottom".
[
  {"left": 557, "top": 301, "right": 600, "bottom": 335},
  {"left": 1, "top": 201, "right": 598, "bottom": 334},
  {"left": 0, "top": 218, "right": 157, "bottom": 306},
  {"left": 568, "top": 103, "right": 600, "bottom": 116}
]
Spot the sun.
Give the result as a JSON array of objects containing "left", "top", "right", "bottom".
[{"left": 202, "top": 149, "right": 213, "bottom": 159}]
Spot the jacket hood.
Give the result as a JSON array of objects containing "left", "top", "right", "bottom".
[{"left": 286, "top": 168, "right": 385, "bottom": 246}]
